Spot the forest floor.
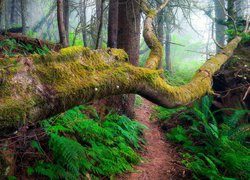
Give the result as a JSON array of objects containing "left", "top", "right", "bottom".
[{"left": 118, "top": 100, "right": 188, "bottom": 180}]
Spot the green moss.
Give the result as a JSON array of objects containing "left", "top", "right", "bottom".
[
  {"left": 107, "top": 48, "right": 129, "bottom": 61},
  {"left": 0, "top": 97, "right": 37, "bottom": 129},
  {"left": 147, "top": 9, "right": 157, "bottom": 18},
  {"left": 32, "top": 46, "right": 92, "bottom": 64},
  {"left": 144, "top": 33, "right": 163, "bottom": 70}
]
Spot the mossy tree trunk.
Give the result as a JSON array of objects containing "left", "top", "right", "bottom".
[
  {"left": 0, "top": 0, "right": 246, "bottom": 133},
  {"left": 107, "top": 0, "right": 141, "bottom": 118}
]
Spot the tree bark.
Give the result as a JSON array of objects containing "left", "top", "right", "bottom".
[
  {"left": 157, "top": 10, "right": 164, "bottom": 45},
  {"left": 0, "top": 0, "right": 245, "bottom": 133},
  {"left": 214, "top": 0, "right": 226, "bottom": 53},
  {"left": 95, "top": 0, "right": 103, "bottom": 49},
  {"left": 114, "top": 0, "right": 141, "bottom": 118},
  {"left": 57, "top": 0, "right": 68, "bottom": 47},
  {"left": 0, "top": 0, "right": 4, "bottom": 30},
  {"left": 165, "top": 32, "right": 171, "bottom": 72},
  {"left": 80, "top": 0, "right": 88, "bottom": 47},
  {"left": 63, "top": 0, "right": 70, "bottom": 45},
  {"left": 10, "top": 0, "right": 20, "bottom": 26},
  {"left": 0, "top": 35, "right": 242, "bottom": 132},
  {"left": 107, "top": 0, "right": 118, "bottom": 48},
  {"left": 21, "top": 0, "right": 28, "bottom": 35},
  {"left": 118, "top": 0, "right": 140, "bottom": 66},
  {"left": 3, "top": 0, "right": 11, "bottom": 30}
]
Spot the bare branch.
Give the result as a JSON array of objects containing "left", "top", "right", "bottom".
[{"left": 156, "top": 0, "right": 170, "bottom": 14}]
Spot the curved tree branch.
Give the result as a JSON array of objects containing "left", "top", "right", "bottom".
[
  {"left": 0, "top": 0, "right": 246, "bottom": 131},
  {"left": 142, "top": 0, "right": 170, "bottom": 70}
]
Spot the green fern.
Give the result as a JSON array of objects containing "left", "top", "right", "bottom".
[
  {"left": 28, "top": 105, "right": 146, "bottom": 179},
  {"left": 159, "top": 96, "right": 250, "bottom": 179}
]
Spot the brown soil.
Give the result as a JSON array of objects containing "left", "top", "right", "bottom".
[{"left": 118, "top": 100, "right": 188, "bottom": 180}]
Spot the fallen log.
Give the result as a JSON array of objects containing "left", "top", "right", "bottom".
[
  {"left": 0, "top": 0, "right": 248, "bottom": 133},
  {"left": 0, "top": 35, "right": 242, "bottom": 132},
  {"left": 1, "top": 32, "right": 62, "bottom": 51}
]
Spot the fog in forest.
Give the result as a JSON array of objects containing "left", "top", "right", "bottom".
[
  {"left": 0, "top": 0, "right": 249, "bottom": 179},
  {"left": 2, "top": 0, "right": 249, "bottom": 77}
]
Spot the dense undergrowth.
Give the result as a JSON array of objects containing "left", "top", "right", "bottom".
[
  {"left": 26, "top": 105, "right": 146, "bottom": 179},
  {"left": 0, "top": 38, "right": 50, "bottom": 57},
  {"left": 153, "top": 96, "right": 250, "bottom": 179}
]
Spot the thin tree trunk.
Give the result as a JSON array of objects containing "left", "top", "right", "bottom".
[
  {"left": 215, "top": 0, "right": 226, "bottom": 53},
  {"left": 32, "top": 4, "right": 56, "bottom": 32},
  {"left": 57, "top": 0, "right": 68, "bottom": 47},
  {"left": 107, "top": 0, "right": 118, "bottom": 48},
  {"left": 21, "top": 0, "right": 28, "bottom": 35},
  {"left": 95, "top": 0, "right": 105, "bottom": 49},
  {"left": 63, "top": 0, "right": 70, "bottom": 45},
  {"left": 157, "top": 11, "right": 164, "bottom": 44},
  {"left": 165, "top": 32, "right": 171, "bottom": 72},
  {"left": 4, "top": 0, "right": 11, "bottom": 30},
  {"left": 0, "top": 0, "right": 4, "bottom": 30},
  {"left": 10, "top": 0, "right": 19, "bottom": 26},
  {"left": 80, "top": 0, "right": 88, "bottom": 47}
]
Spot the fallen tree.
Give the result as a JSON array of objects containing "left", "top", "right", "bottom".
[
  {"left": 1, "top": 32, "right": 62, "bottom": 51},
  {"left": 0, "top": 0, "right": 248, "bottom": 132}
]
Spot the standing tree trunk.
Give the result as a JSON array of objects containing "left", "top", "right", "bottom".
[
  {"left": 214, "top": 0, "right": 226, "bottom": 52},
  {"left": 95, "top": 0, "right": 105, "bottom": 49},
  {"left": 10, "top": 0, "right": 19, "bottom": 26},
  {"left": 157, "top": 10, "right": 164, "bottom": 44},
  {"left": 118, "top": 0, "right": 140, "bottom": 66},
  {"left": 57, "top": 0, "right": 68, "bottom": 47},
  {"left": 116, "top": 0, "right": 141, "bottom": 117},
  {"left": 0, "top": 0, "right": 4, "bottom": 30},
  {"left": 4, "top": 0, "right": 11, "bottom": 30},
  {"left": 21, "top": 0, "right": 28, "bottom": 35},
  {"left": 80, "top": 0, "right": 88, "bottom": 47},
  {"left": 63, "top": 0, "right": 70, "bottom": 45},
  {"left": 107, "top": 0, "right": 118, "bottom": 48},
  {"left": 227, "top": 0, "right": 236, "bottom": 26},
  {"left": 165, "top": 32, "right": 171, "bottom": 72}
]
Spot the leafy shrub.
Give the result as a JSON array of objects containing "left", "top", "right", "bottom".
[{"left": 28, "top": 105, "right": 146, "bottom": 179}]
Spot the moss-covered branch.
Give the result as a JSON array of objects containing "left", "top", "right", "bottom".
[
  {"left": 0, "top": 35, "right": 242, "bottom": 131},
  {"left": 0, "top": 0, "right": 245, "bottom": 131},
  {"left": 141, "top": 0, "right": 170, "bottom": 70}
]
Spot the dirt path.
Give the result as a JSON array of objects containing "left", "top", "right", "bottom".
[{"left": 118, "top": 100, "right": 186, "bottom": 180}]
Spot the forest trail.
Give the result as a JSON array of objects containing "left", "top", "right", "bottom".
[{"left": 118, "top": 100, "right": 186, "bottom": 180}]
